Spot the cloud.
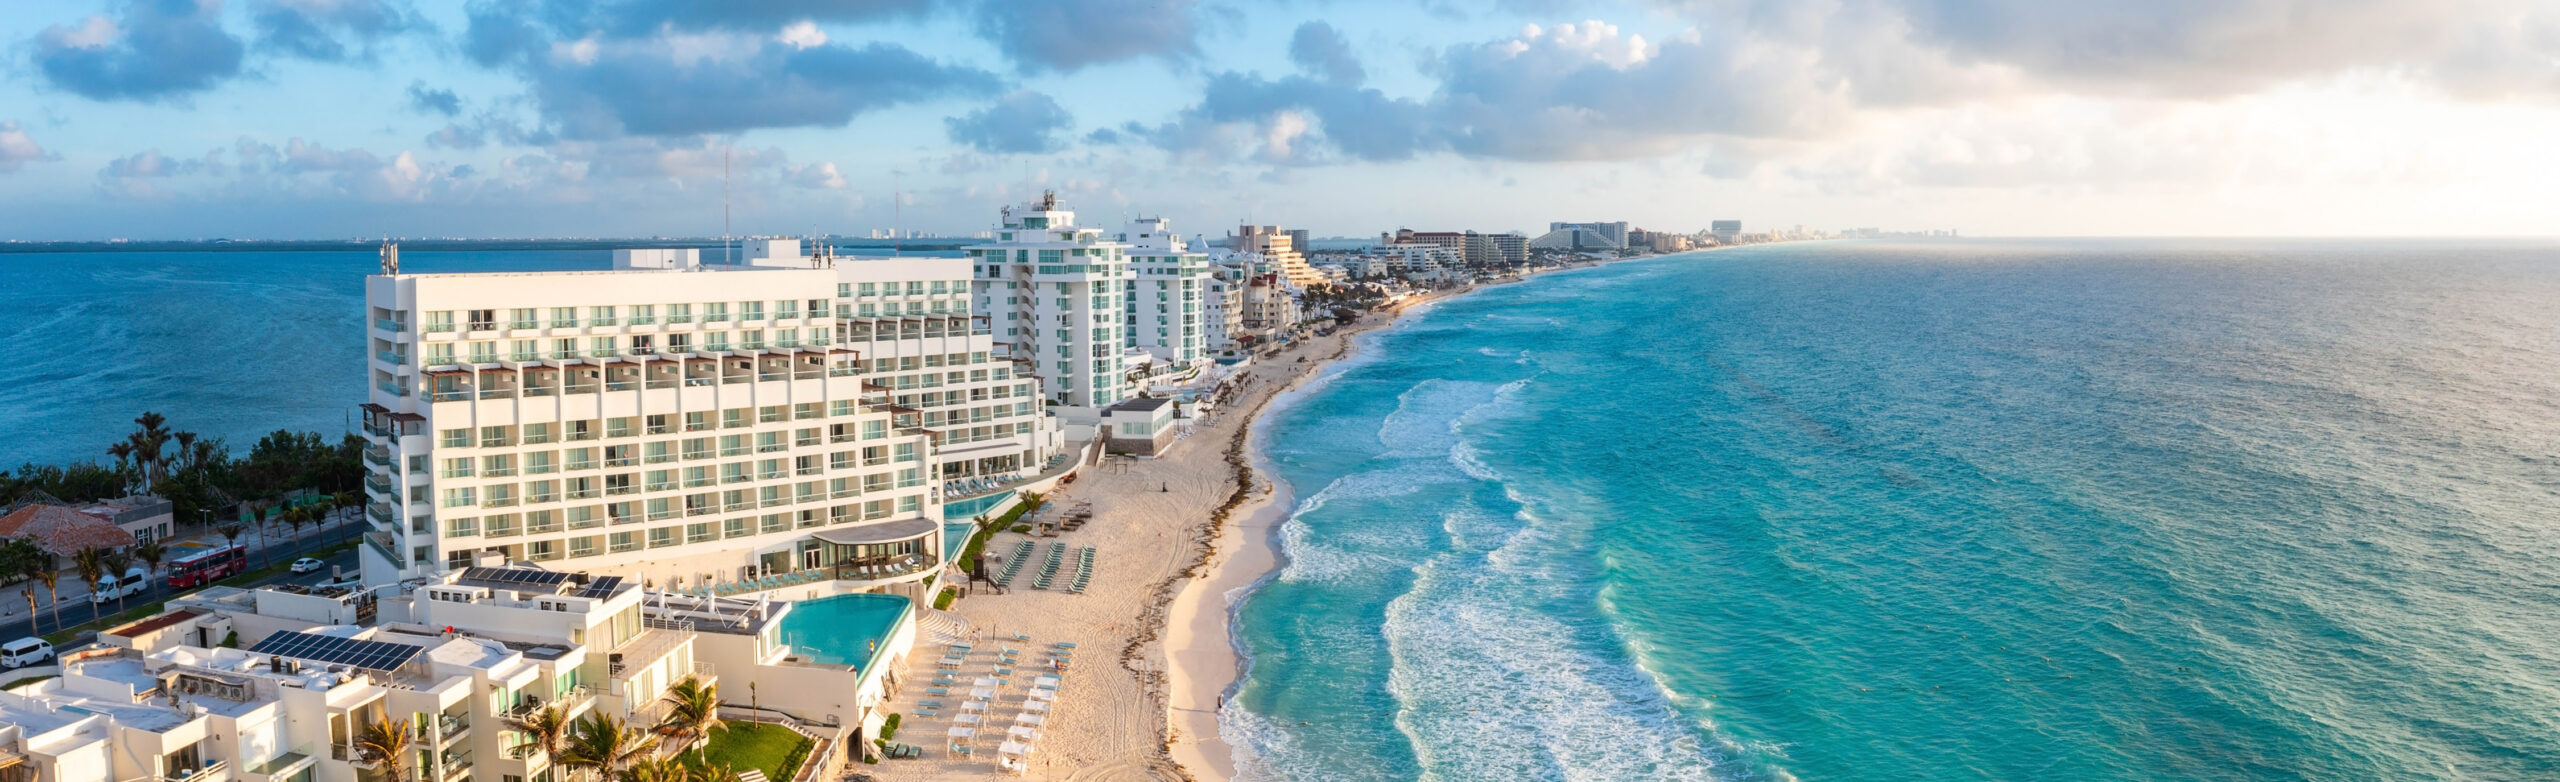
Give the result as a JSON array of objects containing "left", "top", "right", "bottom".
[
  {"left": 972, "top": 0, "right": 1200, "bottom": 73},
  {"left": 102, "top": 148, "right": 213, "bottom": 178},
  {"left": 251, "top": 0, "right": 426, "bottom": 62},
  {"left": 427, "top": 123, "right": 486, "bottom": 149},
  {"left": 32, "top": 0, "right": 246, "bottom": 102},
  {"left": 0, "top": 123, "right": 61, "bottom": 173},
  {"left": 944, "top": 91, "right": 1075, "bottom": 154},
  {"left": 463, "top": 5, "right": 1002, "bottom": 139},
  {"left": 1288, "top": 21, "right": 1365, "bottom": 86},
  {"left": 407, "top": 81, "right": 462, "bottom": 116},
  {"left": 788, "top": 161, "right": 848, "bottom": 189}
]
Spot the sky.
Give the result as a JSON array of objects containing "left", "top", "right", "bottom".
[{"left": 1, "top": 0, "right": 2556, "bottom": 241}]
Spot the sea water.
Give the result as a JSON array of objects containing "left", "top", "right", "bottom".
[{"left": 1226, "top": 240, "right": 2560, "bottom": 781}]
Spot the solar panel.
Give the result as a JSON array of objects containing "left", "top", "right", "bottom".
[
  {"left": 249, "top": 631, "right": 426, "bottom": 672},
  {"left": 460, "top": 567, "right": 571, "bottom": 587},
  {"left": 576, "top": 575, "right": 624, "bottom": 599}
]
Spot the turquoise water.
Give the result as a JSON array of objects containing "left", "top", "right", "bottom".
[
  {"left": 1227, "top": 240, "right": 2560, "bottom": 781},
  {"left": 775, "top": 593, "right": 912, "bottom": 673}
]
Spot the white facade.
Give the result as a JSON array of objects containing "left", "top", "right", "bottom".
[
  {"left": 966, "top": 192, "right": 1146, "bottom": 414},
  {"left": 1118, "top": 218, "right": 1212, "bottom": 375},
  {"left": 828, "top": 253, "right": 1062, "bottom": 484},
  {"left": 1232, "top": 225, "right": 1326, "bottom": 288},
  {"left": 361, "top": 245, "right": 947, "bottom": 594}
]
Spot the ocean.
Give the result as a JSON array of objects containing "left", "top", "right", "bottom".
[{"left": 1226, "top": 240, "right": 2560, "bottom": 781}]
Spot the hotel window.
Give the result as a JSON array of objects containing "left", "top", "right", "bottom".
[
  {"left": 723, "top": 409, "right": 752, "bottom": 429},
  {"left": 550, "top": 307, "right": 578, "bottom": 328},
  {"left": 741, "top": 301, "right": 766, "bottom": 321},
  {"left": 667, "top": 333, "right": 690, "bottom": 352},
  {"left": 645, "top": 414, "right": 674, "bottom": 435},
  {"left": 484, "top": 454, "right": 517, "bottom": 476},
  {"left": 759, "top": 485, "right": 785, "bottom": 507},
  {"left": 481, "top": 425, "right": 514, "bottom": 447},
  {"left": 591, "top": 306, "right": 618, "bottom": 326},
  {"left": 720, "top": 435, "right": 749, "bottom": 456},
  {"left": 757, "top": 458, "right": 785, "bottom": 480},
  {"left": 567, "top": 419, "right": 597, "bottom": 441},
  {"left": 443, "top": 487, "right": 476, "bottom": 508},
  {"left": 511, "top": 339, "right": 541, "bottom": 361},
  {"left": 645, "top": 441, "right": 674, "bottom": 463},
  {"left": 484, "top": 514, "right": 519, "bottom": 537},
  {"left": 441, "top": 458, "right": 474, "bottom": 478},
  {"left": 528, "top": 539, "right": 559, "bottom": 561},
  {"left": 566, "top": 505, "right": 601, "bottom": 529},
  {"left": 527, "top": 480, "right": 558, "bottom": 503},
  {"left": 470, "top": 342, "right": 499, "bottom": 363},
  {"left": 441, "top": 429, "right": 471, "bottom": 448},
  {"left": 565, "top": 448, "right": 597, "bottom": 471},
  {"left": 632, "top": 335, "right": 654, "bottom": 355},
  {"left": 683, "top": 438, "right": 713, "bottom": 460},
  {"left": 553, "top": 338, "right": 579, "bottom": 359},
  {"left": 426, "top": 311, "right": 455, "bottom": 332},
  {"left": 759, "top": 405, "right": 788, "bottom": 423},
  {"left": 863, "top": 420, "right": 888, "bottom": 440},
  {"left": 604, "top": 443, "right": 637, "bottom": 465},
  {"left": 523, "top": 422, "right": 554, "bottom": 444},
  {"left": 510, "top": 308, "right": 539, "bottom": 329},
  {"left": 741, "top": 329, "right": 765, "bottom": 350},
  {"left": 724, "top": 518, "right": 750, "bottom": 538},
  {"left": 591, "top": 336, "right": 618, "bottom": 357},
  {"left": 468, "top": 309, "right": 496, "bottom": 330},
  {"left": 776, "top": 300, "right": 798, "bottom": 319},
  {"left": 527, "top": 510, "right": 561, "bottom": 533},
  {"left": 569, "top": 536, "right": 600, "bottom": 558},
  {"left": 706, "top": 332, "right": 730, "bottom": 351},
  {"left": 629, "top": 304, "right": 655, "bottom": 325},
  {"left": 721, "top": 463, "right": 750, "bottom": 484},
  {"left": 647, "top": 527, "right": 675, "bottom": 548},
  {"left": 796, "top": 455, "right": 821, "bottom": 475},
  {"left": 684, "top": 466, "right": 712, "bottom": 488},
  {"left": 668, "top": 303, "right": 692, "bottom": 323},
  {"left": 426, "top": 343, "right": 457, "bottom": 366},
  {"left": 646, "top": 497, "right": 675, "bottom": 520},
  {"left": 704, "top": 302, "right": 730, "bottom": 322},
  {"left": 763, "top": 513, "right": 791, "bottom": 534}
]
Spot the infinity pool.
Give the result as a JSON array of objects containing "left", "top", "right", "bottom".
[{"left": 774, "top": 593, "right": 911, "bottom": 673}]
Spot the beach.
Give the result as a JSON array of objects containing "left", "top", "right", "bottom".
[{"left": 872, "top": 283, "right": 1472, "bottom": 781}]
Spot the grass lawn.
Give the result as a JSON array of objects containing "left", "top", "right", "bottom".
[{"left": 696, "top": 722, "right": 812, "bottom": 782}]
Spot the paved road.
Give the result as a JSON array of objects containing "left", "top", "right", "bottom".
[{"left": 0, "top": 541, "right": 363, "bottom": 653}]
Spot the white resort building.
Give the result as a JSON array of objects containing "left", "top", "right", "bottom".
[
  {"left": 966, "top": 192, "right": 1151, "bottom": 417},
  {"left": 0, "top": 560, "right": 917, "bottom": 782},
  {"left": 359, "top": 241, "right": 1042, "bottom": 595},
  {"left": 1118, "top": 217, "right": 1212, "bottom": 383}
]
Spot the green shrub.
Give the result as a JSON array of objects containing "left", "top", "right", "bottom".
[
  {"left": 933, "top": 587, "right": 957, "bottom": 610},
  {"left": 221, "top": 630, "right": 239, "bottom": 648},
  {"left": 880, "top": 713, "right": 901, "bottom": 742}
]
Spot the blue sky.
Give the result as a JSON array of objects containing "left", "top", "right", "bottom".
[{"left": 2, "top": 0, "right": 2556, "bottom": 240}]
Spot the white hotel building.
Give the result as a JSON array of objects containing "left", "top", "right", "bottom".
[
  {"left": 1119, "top": 217, "right": 1212, "bottom": 380},
  {"left": 967, "top": 193, "right": 1147, "bottom": 415},
  {"left": 360, "top": 241, "right": 1054, "bottom": 593}
]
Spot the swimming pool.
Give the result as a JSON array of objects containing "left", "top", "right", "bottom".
[{"left": 774, "top": 593, "right": 911, "bottom": 674}]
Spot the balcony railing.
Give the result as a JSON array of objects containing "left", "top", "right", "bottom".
[{"left": 163, "top": 758, "right": 228, "bottom": 782}]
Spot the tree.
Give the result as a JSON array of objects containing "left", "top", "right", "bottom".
[
  {"left": 355, "top": 716, "right": 415, "bottom": 782},
  {"left": 28, "top": 561, "right": 60, "bottom": 636},
  {"left": 654, "top": 675, "right": 723, "bottom": 753},
  {"left": 102, "top": 549, "right": 134, "bottom": 616},
  {"left": 561, "top": 712, "right": 651, "bottom": 782},
  {"left": 511, "top": 704, "right": 573, "bottom": 770},
  {"left": 249, "top": 503, "right": 275, "bottom": 569},
  {"left": 135, "top": 538, "right": 169, "bottom": 588},
  {"left": 217, "top": 524, "right": 245, "bottom": 563},
  {"left": 74, "top": 546, "right": 106, "bottom": 629},
  {"left": 332, "top": 490, "right": 362, "bottom": 544},
  {"left": 280, "top": 505, "right": 309, "bottom": 557},
  {"left": 127, "top": 412, "right": 174, "bottom": 493},
  {"left": 618, "top": 757, "right": 690, "bottom": 782}
]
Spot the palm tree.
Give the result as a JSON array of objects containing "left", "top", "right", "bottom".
[
  {"left": 130, "top": 412, "right": 173, "bottom": 492},
  {"left": 217, "top": 524, "right": 245, "bottom": 567},
  {"left": 511, "top": 704, "right": 573, "bottom": 773},
  {"left": 281, "top": 505, "right": 309, "bottom": 557},
  {"left": 28, "top": 563, "right": 59, "bottom": 636},
  {"left": 74, "top": 546, "right": 106, "bottom": 629},
  {"left": 654, "top": 675, "right": 723, "bottom": 752},
  {"left": 250, "top": 503, "right": 276, "bottom": 569},
  {"left": 102, "top": 549, "right": 134, "bottom": 616},
  {"left": 333, "top": 489, "right": 362, "bottom": 544},
  {"left": 135, "top": 538, "right": 169, "bottom": 590},
  {"left": 693, "top": 763, "right": 746, "bottom": 782},
  {"left": 561, "top": 712, "right": 652, "bottom": 782},
  {"left": 355, "top": 716, "right": 415, "bottom": 782},
  {"left": 105, "top": 441, "right": 136, "bottom": 488},
  {"left": 617, "top": 757, "right": 690, "bottom": 782},
  {"left": 16, "top": 585, "right": 34, "bottom": 634}
]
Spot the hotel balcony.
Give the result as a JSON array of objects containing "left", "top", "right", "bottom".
[{"left": 162, "top": 759, "right": 230, "bottom": 782}]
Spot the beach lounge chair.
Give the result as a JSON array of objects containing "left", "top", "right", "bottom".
[
  {"left": 927, "top": 687, "right": 950, "bottom": 696},
  {"left": 920, "top": 700, "right": 944, "bottom": 708},
  {"left": 1054, "top": 642, "right": 1077, "bottom": 649},
  {"left": 1012, "top": 632, "right": 1031, "bottom": 642},
  {"left": 915, "top": 708, "right": 938, "bottom": 718}
]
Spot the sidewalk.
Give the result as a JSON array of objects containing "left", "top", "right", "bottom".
[{"left": 0, "top": 508, "right": 363, "bottom": 622}]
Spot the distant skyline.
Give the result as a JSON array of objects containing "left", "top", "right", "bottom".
[{"left": 1, "top": 0, "right": 2556, "bottom": 240}]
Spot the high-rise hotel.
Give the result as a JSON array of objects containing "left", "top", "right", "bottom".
[
  {"left": 360, "top": 241, "right": 1056, "bottom": 591},
  {"left": 967, "top": 192, "right": 1141, "bottom": 414},
  {"left": 1120, "top": 216, "right": 1213, "bottom": 379}
]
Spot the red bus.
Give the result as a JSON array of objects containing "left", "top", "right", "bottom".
[{"left": 168, "top": 544, "right": 248, "bottom": 588}]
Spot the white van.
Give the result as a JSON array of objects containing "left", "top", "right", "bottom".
[
  {"left": 92, "top": 566, "right": 149, "bottom": 603},
  {"left": 1, "top": 637, "right": 52, "bottom": 668}
]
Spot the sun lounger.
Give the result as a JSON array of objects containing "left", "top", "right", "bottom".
[
  {"left": 915, "top": 708, "right": 938, "bottom": 718},
  {"left": 920, "top": 700, "right": 944, "bottom": 708},
  {"left": 927, "top": 687, "right": 950, "bottom": 695}
]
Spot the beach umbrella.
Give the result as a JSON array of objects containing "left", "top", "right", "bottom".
[
  {"left": 1035, "top": 675, "right": 1063, "bottom": 688},
  {"left": 947, "top": 727, "right": 976, "bottom": 739},
  {"left": 999, "top": 740, "right": 1031, "bottom": 756},
  {"left": 1024, "top": 700, "right": 1051, "bottom": 713},
  {"left": 1014, "top": 713, "right": 1046, "bottom": 726},
  {"left": 1028, "top": 686, "right": 1058, "bottom": 701},
  {"left": 1009, "top": 725, "right": 1040, "bottom": 739},
  {"left": 973, "top": 677, "right": 1003, "bottom": 688},
  {"left": 955, "top": 714, "right": 983, "bottom": 725},
  {"left": 961, "top": 700, "right": 987, "bottom": 712},
  {"left": 970, "top": 688, "right": 998, "bottom": 699}
]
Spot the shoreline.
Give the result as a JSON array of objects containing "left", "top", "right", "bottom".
[{"left": 880, "top": 251, "right": 1706, "bottom": 781}]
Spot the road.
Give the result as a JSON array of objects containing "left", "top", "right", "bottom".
[{"left": 0, "top": 541, "right": 363, "bottom": 652}]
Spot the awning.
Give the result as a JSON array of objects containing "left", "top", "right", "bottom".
[{"left": 809, "top": 517, "right": 938, "bottom": 545}]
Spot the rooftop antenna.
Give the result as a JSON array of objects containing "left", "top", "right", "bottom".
[{"left": 723, "top": 146, "right": 734, "bottom": 267}]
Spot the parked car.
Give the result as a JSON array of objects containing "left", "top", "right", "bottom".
[
  {"left": 2, "top": 637, "right": 53, "bottom": 669},
  {"left": 290, "top": 558, "right": 326, "bottom": 574}
]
